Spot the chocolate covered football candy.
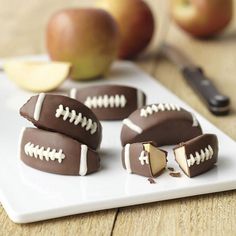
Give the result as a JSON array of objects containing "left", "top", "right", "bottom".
[
  {"left": 19, "top": 127, "right": 100, "bottom": 175},
  {"left": 69, "top": 85, "right": 146, "bottom": 120},
  {"left": 121, "top": 142, "right": 167, "bottom": 177},
  {"left": 174, "top": 134, "right": 218, "bottom": 177},
  {"left": 121, "top": 103, "right": 202, "bottom": 147},
  {"left": 20, "top": 93, "right": 102, "bottom": 150}
]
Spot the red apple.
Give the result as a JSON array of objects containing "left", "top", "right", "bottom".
[
  {"left": 46, "top": 8, "right": 120, "bottom": 80},
  {"left": 171, "top": 0, "right": 233, "bottom": 38},
  {"left": 96, "top": 0, "right": 155, "bottom": 59}
]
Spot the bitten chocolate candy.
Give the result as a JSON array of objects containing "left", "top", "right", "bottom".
[
  {"left": 173, "top": 134, "right": 218, "bottom": 177},
  {"left": 69, "top": 85, "right": 146, "bottom": 120},
  {"left": 121, "top": 103, "right": 202, "bottom": 146},
  {"left": 20, "top": 93, "right": 102, "bottom": 150},
  {"left": 121, "top": 142, "right": 167, "bottom": 178},
  {"left": 19, "top": 127, "right": 100, "bottom": 176}
]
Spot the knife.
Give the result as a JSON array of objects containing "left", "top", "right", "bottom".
[{"left": 161, "top": 44, "right": 230, "bottom": 116}]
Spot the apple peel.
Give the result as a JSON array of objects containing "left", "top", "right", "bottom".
[{"left": 3, "top": 61, "right": 71, "bottom": 92}]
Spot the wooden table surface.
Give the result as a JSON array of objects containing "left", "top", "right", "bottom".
[{"left": 0, "top": 1, "right": 236, "bottom": 235}]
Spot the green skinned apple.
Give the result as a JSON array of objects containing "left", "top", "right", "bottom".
[
  {"left": 171, "top": 0, "right": 233, "bottom": 38},
  {"left": 46, "top": 8, "right": 120, "bottom": 80},
  {"left": 96, "top": 0, "right": 155, "bottom": 59}
]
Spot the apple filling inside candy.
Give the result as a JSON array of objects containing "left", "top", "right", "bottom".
[
  {"left": 143, "top": 143, "right": 167, "bottom": 176},
  {"left": 174, "top": 146, "right": 190, "bottom": 176}
]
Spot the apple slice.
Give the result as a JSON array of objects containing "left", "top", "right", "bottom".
[{"left": 3, "top": 61, "right": 71, "bottom": 92}]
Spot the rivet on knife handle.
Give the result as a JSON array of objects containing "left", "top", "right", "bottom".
[{"left": 181, "top": 67, "right": 230, "bottom": 115}]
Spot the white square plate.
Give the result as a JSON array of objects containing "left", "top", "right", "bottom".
[{"left": 0, "top": 56, "right": 235, "bottom": 223}]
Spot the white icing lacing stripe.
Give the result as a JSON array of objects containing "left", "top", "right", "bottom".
[
  {"left": 24, "top": 142, "right": 65, "bottom": 163},
  {"left": 124, "top": 144, "right": 132, "bottom": 173},
  {"left": 139, "top": 151, "right": 149, "bottom": 165},
  {"left": 55, "top": 104, "right": 97, "bottom": 134},
  {"left": 123, "top": 119, "right": 143, "bottom": 134},
  {"left": 79, "top": 144, "right": 88, "bottom": 176},
  {"left": 187, "top": 145, "right": 214, "bottom": 167},
  {"left": 140, "top": 103, "right": 181, "bottom": 117},
  {"left": 34, "top": 93, "right": 46, "bottom": 121},
  {"left": 191, "top": 113, "right": 199, "bottom": 127},
  {"left": 70, "top": 88, "right": 77, "bottom": 99},
  {"left": 137, "top": 90, "right": 144, "bottom": 108},
  {"left": 84, "top": 95, "right": 127, "bottom": 109}
]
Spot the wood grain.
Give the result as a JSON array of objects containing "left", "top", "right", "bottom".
[
  {"left": 0, "top": 207, "right": 117, "bottom": 236},
  {"left": 0, "top": 0, "right": 235, "bottom": 235},
  {"left": 112, "top": 191, "right": 236, "bottom": 236}
]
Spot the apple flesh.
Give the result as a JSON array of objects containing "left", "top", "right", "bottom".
[
  {"left": 3, "top": 61, "right": 71, "bottom": 92},
  {"left": 46, "top": 8, "right": 120, "bottom": 80},
  {"left": 96, "top": 0, "right": 155, "bottom": 59},
  {"left": 171, "top": 0, "right": 233, "bottom": 37}
]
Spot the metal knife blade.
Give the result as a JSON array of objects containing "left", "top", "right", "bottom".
[{"left": 161, "top": 44, "right": 230, "bottom": 116}]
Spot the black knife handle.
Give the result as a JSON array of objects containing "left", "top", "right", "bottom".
[{"left": 181, "top": 67, "right": 230, "bottom": 115}]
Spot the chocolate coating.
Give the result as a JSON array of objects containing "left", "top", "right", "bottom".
[
  {"left": 20, "top": 94, "right": 102, "bottom": 150},
  {"left": 20, "top": 127, "right": 100, "bottom": 175},
  {"left": 174, "top": 134, "right": 218, "bottom": 177},
  {"left": 121, "top": 104, "right": 202, "bottom": 147},
  {"left": 121, "top": 142, "right": 167, "bottom": 178},
  {"left": 70, "top": 85, "right": 146, "bottom": 120}
]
